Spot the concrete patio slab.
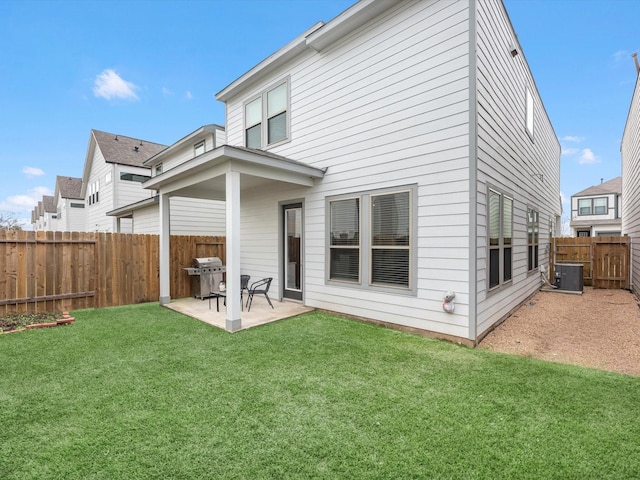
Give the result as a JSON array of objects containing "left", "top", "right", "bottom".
[{"left": 164, "top": 295, "right": 313, "bottom": 331}]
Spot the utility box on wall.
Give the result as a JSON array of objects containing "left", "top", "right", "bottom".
[{"left": 553, "top": 263, "right": 584, "bottom": 292}]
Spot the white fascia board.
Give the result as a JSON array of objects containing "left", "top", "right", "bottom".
[
  {"left": 143, "top": 124, "right": 223, "bottom": 166},
  {"left": 216, "top": 22, "right": 324, "bottom": 102},
  {"left": 142, "top": 145, "right": 325, "bottom": 191},
  {"left": 306, "top": 0, "right": 395, "bottom": 52}
]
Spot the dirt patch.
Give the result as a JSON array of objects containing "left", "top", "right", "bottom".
[{"left": 478, "top": 288, "right": 640, "bottom": 377}]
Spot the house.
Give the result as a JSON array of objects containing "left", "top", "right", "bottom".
[
  {"left": 569, "top": 177, "right": 621, "bottom": 237},
  {"left": 108, "top": 125, "right": 227, "bottom": 235},
  {"left": 80, "top": 129, "right": 167, "bottom": 232},
  {"left": 32, "top": 195, "right": 57, "bottom": 231},
  {"left": 621, "top": 64, "right": 640, "bottom": 295},
  {"left": 144, "top": 0, "right": 561, "bottom": 343},
  {"left": 51, "top": 176, "right": 85, "bottom": 232}
]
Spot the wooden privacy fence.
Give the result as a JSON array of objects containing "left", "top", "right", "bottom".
[
  {"left": 550, "top": 236, "right": 630, "bottom": 289},
  {"left": 0, "top": 231, "right": 225, "bottom": 315}
]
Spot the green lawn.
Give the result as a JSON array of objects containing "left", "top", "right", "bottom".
[{"left": 1, "top": 304, "right": 639, "bottom": 479}]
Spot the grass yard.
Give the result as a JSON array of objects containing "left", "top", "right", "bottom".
[{"left": 1, "top": 304, "right": 639, "bottom": 479}]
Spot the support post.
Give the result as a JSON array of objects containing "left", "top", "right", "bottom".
[
  {"left": 225, "top": 171, "right": 241, "bottom": 331},
  {"left": 159, "top": 193, "right": 171, "bottom": 305}
]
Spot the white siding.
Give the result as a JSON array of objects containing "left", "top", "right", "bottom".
[
  {"left": 114, "top": 164, "right": 154, "bottom": 209},
  {"left": 169, "top": 198, "right": 226, "bottom": 235},
  {"left": 132, "top": 204, "right": 159, "bottom": 234},
  {"left": 85, "top": 147, "right": 114, "bottom": 232},
  {"left": 474, "top": 0, "right": 560, "bottom": 335},
  {"left": 226, "top": 0, "right": 474, "bottom": 338},
  {"left": 622, "top": 76, "right": 640, "bottom": 292}
]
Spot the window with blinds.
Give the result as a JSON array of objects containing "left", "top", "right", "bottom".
[
  {"left": 328, "top": 187, "right": 413, "bottom": 291},
  {"left": 527, "top": 207, "right": 539, "bottom": 271}
]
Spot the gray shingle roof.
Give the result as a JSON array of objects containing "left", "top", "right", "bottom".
[
  {"left": 56, "top": 176, "right": 83, "bottom": 199},
  {"left": 43, "top": 195, "right": 56, "bottom": 213},
  {"left": 574, "top": 177, "right": 621, "bottom": 197},
  {"left": 92, "top": 129, "right": 167, "bottom": 168}
]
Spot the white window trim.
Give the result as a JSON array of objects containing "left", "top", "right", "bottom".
[
  {"left": 243, "top": 76, "right": 291, "bottom": 150},
  {"left": 525, "top": 87, "right": 534, "bottom": 139},
  {"left": 527, "top": 206, "right": 539, "bottom": 272},
  {"left": 326, "top": 185, "right": 417, "bottom": 295}
]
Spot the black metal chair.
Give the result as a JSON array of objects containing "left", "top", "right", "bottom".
[
  {"left": 240, "top": 274, "right": 250, "bottom": 311},
  {"left": 246, "top": 277, "right": 274, "bottom": 311}
]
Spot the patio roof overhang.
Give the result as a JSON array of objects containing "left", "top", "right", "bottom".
[{"left": 143, "top": 144, "right": 326, "bottom": 199}]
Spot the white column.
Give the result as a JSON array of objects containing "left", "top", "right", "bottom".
[
  {"left": 225, "top": 171, "right": 241, "bottom": 331},
  {"left": 159, "top": 192, "right": 171, "bottom": 305}
]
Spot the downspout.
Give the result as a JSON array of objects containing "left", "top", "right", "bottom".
[{"left": 468, "top": 0, "right": 478, "bottom": 343}]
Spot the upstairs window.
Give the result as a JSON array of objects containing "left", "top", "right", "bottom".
[
  {"left": 577, "top": 197, "right": 608, "bottom": 216},
  {"left": 593, "top": 197, "right": 607, "bottom": 214},
  {"left": 488, "top": 189, "right": 513, "bottom": 290},
  {"left": 525, "top": 88, "right": 534, "bottom": 138},
  {"left": 194, "top": 141, "right": 205, "bottom": 157},
  {"left": 120, "top": 172, "right": 151, "bottom": 183},
  {"left": 155, "top": 164, "right": 163, "bottom": 176},
  {"left": 244, "top": 78, "right": 290, "bottom": 149}
]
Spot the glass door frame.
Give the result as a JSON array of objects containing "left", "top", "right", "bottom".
[{"left": 282, "top": 202, "right": 303, "bottom": 301}]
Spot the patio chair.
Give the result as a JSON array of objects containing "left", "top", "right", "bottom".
[
  {"left": 246, "top": 277, "right": 274, "bottom": 311},
  {"left": 240, "top": 274, "right": 250, "bottom": 311}
]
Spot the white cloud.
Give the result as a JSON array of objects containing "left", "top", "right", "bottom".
[
  {"left": 162, "top": 86, "right": 173, "bottom": 95},
  {"left": 0, "top": 186, "right": 52, "bottom": 213},
  {"left": 561, "top": 135, "right": 584, "bottom": 143},
  {"left": 22, "top": 166, "right": 45, "bottom": 177},
  {"left": 561, "top": 147, "right": 579, "bottom": 156},
  {"left": 185, "top": 90, "right": 193, "bottom": 100},
  {"left": 613, "top": 49, "right": 630, "bottom": 63},
  {"left": 93, "top": 69, "right": 139, "bottom": 101},
  {"left": 578, "top": 148, "right": 599, "bottom": 165}
]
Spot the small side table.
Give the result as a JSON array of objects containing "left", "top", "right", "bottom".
[{"left": 208, "top": 291, "right": 227, "bottom": 312}]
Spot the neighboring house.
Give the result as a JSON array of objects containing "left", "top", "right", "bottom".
[
  {"left": 569, "top": 177, "right": 622, "bottom": 237},
  {"left": 108, "top": 125, "right": 227, "bottom": 235},
  {"left": 144, "top": 0, "right": 561, "bottom": 342},
  {"left": 80, "top": 130, "right": 167, "bottom": 232},
  {"left": 622, "top": 65, "right": 640, "bottom": 295},
  {"left": 51, "top": 176, "right": 85, "bottom": 232},
  {"left": 32, "top": 195, "right": 57, "bottom": 231}
]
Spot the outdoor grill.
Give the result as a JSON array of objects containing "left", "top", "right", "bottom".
[{"left": 184, "top": 257, "right": 225, "bottom": 299}]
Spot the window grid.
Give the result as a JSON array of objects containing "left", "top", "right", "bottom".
[
  {"left": 244, "top": 78, "right": 289, "bottom": 149},
  {"left": 488, "top": 189, "right": 513, "bottom": 290}
]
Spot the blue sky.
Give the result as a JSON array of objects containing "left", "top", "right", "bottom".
[{"left": 0, "top": 0, "right": 638, "bottom": 231}]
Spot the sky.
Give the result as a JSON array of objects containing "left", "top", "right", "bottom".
[{"left": 0, "top": 0, "right": 639, "bottom": 231}]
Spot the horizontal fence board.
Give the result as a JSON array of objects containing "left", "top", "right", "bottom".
[{"left": 0, "top": 231, "right": 226, "bottom": 314}]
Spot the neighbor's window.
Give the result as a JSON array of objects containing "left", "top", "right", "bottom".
[
  {"left": 70, "top": 203, "right": 84, "bottom": 208},
  {"left": 488, "top": 189, "right": 513, "bottom": 289},
  {"left": 120, "top": 172, "right": 151, "bottom": 183},
  {"left": 155, "top": 164, "right": 163, "bottom": 176},
  {"left": 88, "top": 180, "right": 99, "bottom": 206},
  {"left": 328, "top": 186, "right": 414, "bottom": 291},
  {"left": 194, "top": 140, "right": 205, "bottom": 157},
  {"left": 527, "top": 207, "right": 539, "bottom": 271},
  {"left": 525, "top": 88, "right": 534, "bottom": 138},
  {"left": 578, "top": 198, "right": 591, "bottom": 215},
  {"left": 593, "top": 197, "right": 607, "bottom": 214},
  {"left": 244, "top": 78, "right": 290, "bottom": 149}
]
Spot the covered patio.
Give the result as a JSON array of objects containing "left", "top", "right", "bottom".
[
  {"left": 143, "top": 144, "right": 325, "bottom": 332},
  {"left": 165, "top": 295, "right": 313, "bottom": 331}
]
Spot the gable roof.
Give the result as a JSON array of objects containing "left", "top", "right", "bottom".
[
  {"left": 43, "top": 195, "right": 56, "bottom": 213},
  {"left": 56, "top": 176, "right": 83, "bottom": 200},
  {"left": 574, "top": 177, "right": 622, "bottom": 197},
  {"left": 92, "top": 129, "right": 167, "bottom": 168}
]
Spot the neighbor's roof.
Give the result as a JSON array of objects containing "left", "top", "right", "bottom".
[
  {"left": 573, "top": 177, "right": 621, "bottom": 197},
  {"left": 56, "top": 176, "right": 83, "bottom": 199},
  {"left": 92, "top": 129, "right": 167, "bottom": 168},
  {"left": 43, "top": 195, "right": 56, "bottom": 213}
]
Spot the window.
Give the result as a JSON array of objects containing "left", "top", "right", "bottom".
[
  {"left": 70, "top": 203, "right": 84, "bottom": 208},
  {"left": 488, "top": 189, "right": 513, "bottom": 289},
  {"left": 244, "top": 78, "right": 289, "bottom": 149},
  {"left": 577, "top": 197, "right": 608, "bottom": 216},
  {"left": 155, "top": 164, "right": 163, "bottom": 176},
  {"left": 328, "top": 187, "right": 413, "bottom": 290},
  {"left": 194, "top": 141, "right": 205, "bottom": 157},
  {"left": 120, "top": 172, "right": 151, "bottom": 183},
  {"left": 88, "top": 180, "right": 99, "bottom": 205},
  {"left": 525, "top": 88, "right": 534, "bottom": 138},
  {"left": 527, "top": 207, "right": 539, "bottom": 271}
]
